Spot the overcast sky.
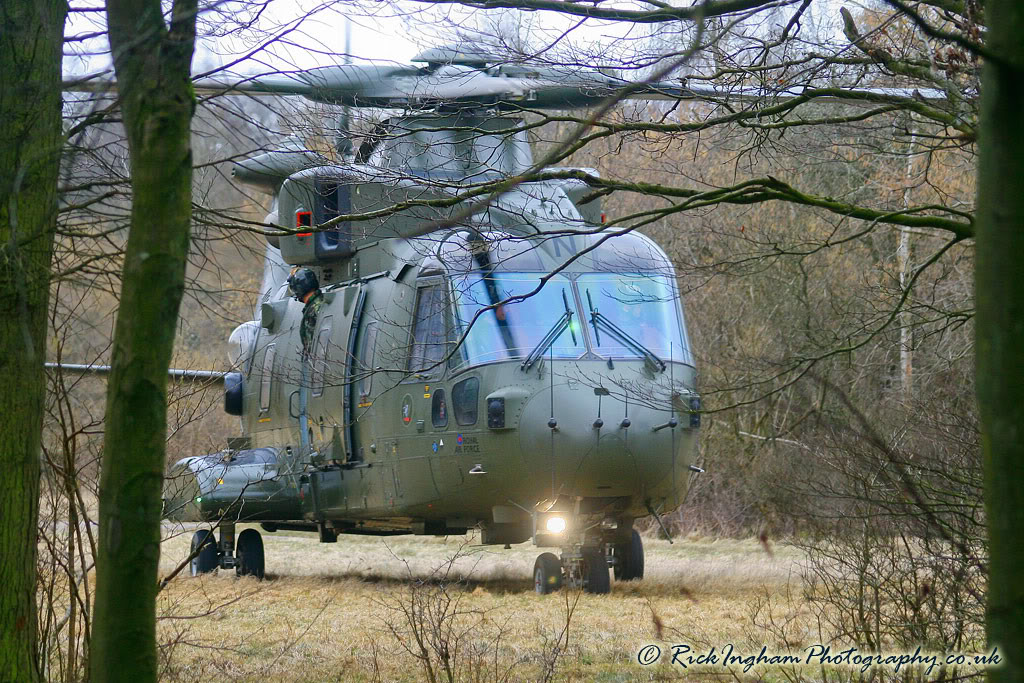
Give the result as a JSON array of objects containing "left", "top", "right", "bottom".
[
  {"left": 63, "top": 0, "right": 704, "bottom": 77},
  {"left": 64, "top": 0, "right": 430, "bottom": 77}
]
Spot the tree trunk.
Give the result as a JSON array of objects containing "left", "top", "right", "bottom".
[
  {"left": 976, "top": 2, "right": 1024, "bottom": 681},
  {"left": 0, "top": 2, "right": 67, "bottom": 681},
  {"left": 90, "top": 1, "right": 197, "bottom": 680}
]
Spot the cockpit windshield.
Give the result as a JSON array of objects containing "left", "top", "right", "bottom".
[
  {"left": 450, "top": 271, "right": 692, "bottom": 368},
  {"left": 578, "top": 273, "right": 691, "bottom": 365},
  {"left": 452, "top": 273, "right": 584, "bottom": 365}
]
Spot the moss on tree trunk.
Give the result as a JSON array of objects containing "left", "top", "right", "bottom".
[
  {"left": 977, "top": 2, "right": 1024, "bottom": 681},
  {"left": 0, "top": 2, "right": 67, "bottom": 680},
  {"left": 90, "top": 1, "right": 197, "bottom": 680}
]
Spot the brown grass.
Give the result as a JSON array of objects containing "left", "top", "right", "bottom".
[{"left": 154, "top": 527, "right": 812, "bottom": 681}]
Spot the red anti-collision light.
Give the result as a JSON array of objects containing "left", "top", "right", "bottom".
[{"left": 296, "top": 211, "right": 312, "bottom": 235}]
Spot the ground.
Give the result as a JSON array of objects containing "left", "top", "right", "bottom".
[{"left": 153, "top": 529, "right": 814, "bottom": 681}]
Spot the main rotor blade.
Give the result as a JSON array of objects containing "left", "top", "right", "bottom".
[
  {"left": 63, "top": 61, "right": 948, "bottom": 109},
  {"left": 45, "top": 362, "right": 229, "bottom": 383},
  {"left": 65, "top": 64, "right": 626, "bottom": 108}
]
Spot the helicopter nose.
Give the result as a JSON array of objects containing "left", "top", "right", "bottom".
[{"left": 517, "top": 386, "right": 697, "bottom": 500}]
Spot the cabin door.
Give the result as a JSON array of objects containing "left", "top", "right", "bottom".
[{"left": 305, "top": 282, "right": 363, "bottom": 463}]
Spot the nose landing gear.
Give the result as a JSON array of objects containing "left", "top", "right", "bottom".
[
  {"left": 532, "top": 524, "right": 643, "bottom": 595},
  {"left": 580, "top": 546, "right": 611, "bottom": 593},
  {"left": 612, "top": 529, "right": 644, "bottom": 581},
  {"left": 534, "top": 552, "right": 563, "bottom": 594}
]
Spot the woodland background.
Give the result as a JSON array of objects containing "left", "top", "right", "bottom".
[{"left": 2, "top": 0, "right": 1015, "bottom": 680}]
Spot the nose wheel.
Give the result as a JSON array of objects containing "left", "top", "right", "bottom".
[
  {"left": 534, "top": 552, "right": 562, "bottom": 594},
  {"left": 580, "top": 546, "right": 610, "bottom": 593},
  {"left": 532, "top": 546, "right": 611, "bottom": 595},
  {"left": 612, "top": 529, "right": 644, "bottom": 581}
]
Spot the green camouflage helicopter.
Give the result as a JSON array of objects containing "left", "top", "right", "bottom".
[{"left": 64, "top": 46, "right": 704, "bottom": 594}]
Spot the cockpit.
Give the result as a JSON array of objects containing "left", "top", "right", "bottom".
[{"left": 412, "top": 229, "right": 694, "bottom": 372}]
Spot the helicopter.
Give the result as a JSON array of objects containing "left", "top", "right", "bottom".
[{"left": 62, "top": 46, "right": 704, "bottom": 594}]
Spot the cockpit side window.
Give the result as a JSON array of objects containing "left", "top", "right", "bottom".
[
  {"left": 431, "top": 389, "right": 448, "bottom": 428},
  {"left": 407, "top": 283, "right": 448, "bottom": 374},
  {"left": 311, "top": 316, "right": 332, "bottom": 397},
  {"left": 259, "top": 343, "right": 276, "bottom": 412},
  {"left": 452, "top": 377, "right": 479, "bottom": 426},
  {"left": 357, "top": 321, "right": 379, "bottom": 404}
]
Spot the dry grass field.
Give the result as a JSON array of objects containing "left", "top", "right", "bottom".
[{"left": 152, "top": 528, "right": 818, "bottom": 682}]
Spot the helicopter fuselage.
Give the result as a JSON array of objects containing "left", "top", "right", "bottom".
[
  {"left": 162, "top": 104, "right": 700, "bottom": 589},
  {"left": 166, "top": 226, "right": 700, "bottom": 546}
]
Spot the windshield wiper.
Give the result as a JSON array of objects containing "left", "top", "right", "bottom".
[
  {"left": 470, "top": 246, "right": 517, "bottom": 354},
  {"left": 585, "top": 289, "right": 666, "bottom": 373},
  {"left": 521, "top": 289, "right": 577, "bottom": 371}
]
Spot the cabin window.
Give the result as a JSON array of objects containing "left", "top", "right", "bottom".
[
  {"left": 259, "top": 344, "right": 276, "bottom": 412},
  {"left": 452, "top": 377, "right": 479, "bottom": 426},
  {"left": 311, "top": 316, "right": 332, "bottom": 397},
  {"left": 431, "top": 389, "right": 448, "bottom": 428},
  {"left": 407, "top": 284, "right": 448, "bottom": 374},
  {"left": 357, "top": 321, "right": 379, "bottom": 403}
]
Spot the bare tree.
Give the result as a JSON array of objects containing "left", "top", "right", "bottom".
[
  {"left": 0, "top": 3, "right": 67, "bottom": 680},
  {"left": 975, "top": 0, "right": 1024, "bottom": 679},
  {"left": 90, "top": 0, "right": 199, "bottom": 679}
]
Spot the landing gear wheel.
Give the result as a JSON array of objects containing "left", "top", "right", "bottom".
[
  {"left": 534, "top": 552, "right": 563, "bottom": 594},
  {"left": 190, "top": 529, "right": 217, "bottom": 576},
  {"left": 583, "top": 546, "right": 610, "bottom": 594},
  {"left": 236, "top": 528, "right": 265, "bottom": 579},
  {"left": 614, "top": 529, "right": 644, "bottom": 581}
]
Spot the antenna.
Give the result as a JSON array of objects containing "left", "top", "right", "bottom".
[
  {"left": 670, "top": 342, "right": 676, "bottom": 510},
  {"left": 549, "top": 345, "right": 556, "bottom": 501}
]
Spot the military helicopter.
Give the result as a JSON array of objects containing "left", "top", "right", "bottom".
[{"left": 63, "top": 46, "right": 704, "bottom": 594}]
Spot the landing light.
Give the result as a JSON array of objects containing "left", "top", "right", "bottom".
[{"left": 545, "top": 516, "right": 566, "bottom": 533}]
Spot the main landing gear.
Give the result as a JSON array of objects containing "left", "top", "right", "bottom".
[
  {"left": 189, "top": 523, "right": 265, "bottom": 579},
  {"left": 533, "top": 524, "right": 644, "bottom": 595}
]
